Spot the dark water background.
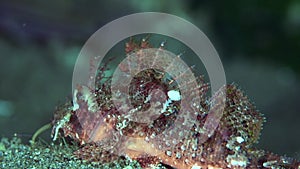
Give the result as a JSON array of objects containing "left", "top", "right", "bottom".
[{"left": 0, "top": 0, "right": 299, "bottom": 159}]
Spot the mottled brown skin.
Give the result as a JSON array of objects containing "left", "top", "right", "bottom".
[{"left": 51, "top": 38, "right": 300, "bottom": 169}]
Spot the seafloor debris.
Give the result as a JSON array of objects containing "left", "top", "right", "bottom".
[
  {"left": 51, "top": 38, "right": 300, "bottom": 169},
  {"left": 0, "top": 136, "right": 144, "bottom": 169}
]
